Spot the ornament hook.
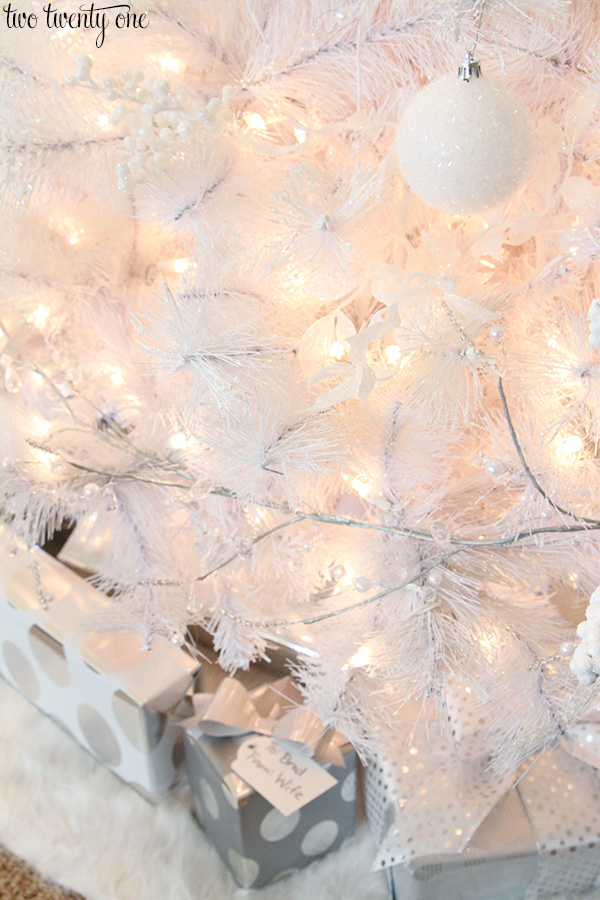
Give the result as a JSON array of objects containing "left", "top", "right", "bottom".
[{"left": 458, "top": 52, "right": 481, "bottom": 81}]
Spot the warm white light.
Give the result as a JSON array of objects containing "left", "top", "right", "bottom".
[
  {"left": 342, "top": 644, "right": 372, "bottom": 671},
  {"left": 32, "top": 416, "right": 52, "bottom": 436},
  {"left": 170, "top": 432, "right": 194, "bottom": 450},
  {"left": 156, "top": 54, "right": 182, "bottom": 74},
  {"left": 97, "top": 114, "right": 111, "bottom": 131},
  {"left": 31, "top": 447, "right": 55, "bottom": 469},
  {"left": 330, "top": 340, "right": 346, "bottom": 360},
  {"left": 352, "top": 474, "right": 372, "bottom": 498},
  {"left": 173, "top": 257, "right": 194, "bottom": 274},
  {"left": 294, "top": 127, "right": 307, "bottom": 143},
  {"left": 479, "top": 633, "right": 498, "bottom": 656},
  {"left": 68, "top": 229, "right": 84, "bottom": 245},
  {"left": 108, "top": 367, "right": 124, "bottom": 385},
  {"left": 555, "top": 433, "right": 584, "bottom": 463},
  {"left": 244, "top": 112, "right": 266, "bottom": 130},
  {"left": 480, "top": 259, "right": 495, "bottom": 269},
  {"left": 26, "top": 305, "right": 50, "bottom": 328},
  {"left": 385, "top": 345, "right": 402, "bottom": 365},
  {"left": 341, "top": 568, "right": 357, "bottom": 587}
]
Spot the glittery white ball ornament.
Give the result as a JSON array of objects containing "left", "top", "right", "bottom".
[{"left": 396, "top": 60, "right": 534, "bottom": 215}]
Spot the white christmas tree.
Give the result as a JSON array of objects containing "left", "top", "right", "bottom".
[{"left": 1, "top": 0, "right": 599, "bottom": 772}]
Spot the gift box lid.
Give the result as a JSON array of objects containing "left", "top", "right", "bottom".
[{"left": 2, "top": 536, "right": 198, "bottom": 713}]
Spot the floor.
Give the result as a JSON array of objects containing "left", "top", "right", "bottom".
[{"left": 0, "top": 848, "right": 84, "bottom": 899}]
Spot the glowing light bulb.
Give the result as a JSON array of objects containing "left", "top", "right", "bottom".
[
  {"left": 108, "top": 367, "right": 124, "bottom": 385},
  {"left": 170, "top": 432, "right": 195, "bottom": 450},
  {"left": 479, "top": 633, "right": 498, "bottom": 655},
  {"left": 294, "top": 127, "right": 307, "bottom": 143},
  {"left": 68, "top": 228, "right": 84, "bottom": 245},
  {"left": 26, "top": 306, "right": 50, "bottom": 328},
  {"left": 172, "top": 257, "right": 195, "bottom": 274},
  {"left": 352, "top": 474, "right": 372, "bottom": 498},
  {"left": 32, "top": 416, "right": 52, "bottom": 436},
  {"left": 244, "top": 112, "right": 266, "bottom": 130},
  {"left": 156, "top": 54, "right": 182, "bottom": 74},
  {"left": 385, "top": 345, "right": 402, "bottom": 365},
  {"left": 555, "top": 433, "right": 584, "bottom": 464},
  {"left": 31, "top": 447, "right": 56, "bottom": 469},
  {"left": 341, "top": 568, "right": 357, "bottom": 587},
  {"left": 330, "top": 340, "right": 346, "bottom": 360},
  {"left": 97, "top": 114, "right": 111, "bottom": 131},
  {"left": 341, "top": 645, "right": 372, "bottom": 671}
]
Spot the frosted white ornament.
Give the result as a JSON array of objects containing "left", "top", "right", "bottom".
[{"left": 396, "top": 57, "right": 534, "bottom": 215}]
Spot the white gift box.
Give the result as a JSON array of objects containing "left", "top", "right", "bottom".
[{"left": 0, "top": 529, "right": 198, "bottom": 797}]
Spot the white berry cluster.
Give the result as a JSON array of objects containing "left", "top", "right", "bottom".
[
  {"left": 588, "top": 298, "right": 600, "bottom": 348},
  {"left": 570, "top": 586, "right": 600, "bottom": 685},
  {"left": 66, "top": 55, "right": 235, "bottom": 191}
]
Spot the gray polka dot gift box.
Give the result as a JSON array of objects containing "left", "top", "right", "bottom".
[
  {"left": 0, "top": 530, "right": 199, "bottom": 798},
  {"left": 365, "top": 715, "right": 600, "bottom": 900},
  {"left": 180, "top": 675, "right": 357, "bottom": 888}
]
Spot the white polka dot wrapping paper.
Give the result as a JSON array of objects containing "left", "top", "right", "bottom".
[
  {"left": 0, "top": 528, "right": 199, "bottom": 798},
  {"left": 364, "top": 714, "right": 600, "bottom": 900},
  {"left": 180, "top": 675, "right": 357, "bottom": 888}
]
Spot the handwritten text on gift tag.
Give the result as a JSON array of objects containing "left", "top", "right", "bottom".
[{"left": 232, "top": 735, "right": 338, "bottom": 816}]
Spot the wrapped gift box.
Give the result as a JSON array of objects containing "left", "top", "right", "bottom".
[
  {"left": 181, "top": 674, "right": 357, "bottom": 888},
  {"left": 0, "top": 528, "right": 199, "bottom": 797},
  {"left": 365, "top": 717, "right": 600, "bottom": 900}
]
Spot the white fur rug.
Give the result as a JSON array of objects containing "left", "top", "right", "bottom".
[{"left": 0, "top": 678, "right": 388, "bottom": 900}]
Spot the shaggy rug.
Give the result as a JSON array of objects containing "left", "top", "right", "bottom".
[
  {"left": 0, "top": 678, "right": 388, "bottom": 900},
  {"left": 0, "top": 848, "right": 84, "bottom": 899}
]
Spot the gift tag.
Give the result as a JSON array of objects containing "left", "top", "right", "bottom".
[{"left": 231, "top": 735, "right": 338, "bottom": 816}]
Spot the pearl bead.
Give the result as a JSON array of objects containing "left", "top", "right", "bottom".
[
  {"left": 485, "top": 458, "right": 506, "bottom": 477},
  {"left": 354, "top": 577, "right": 371, "bottom": 593},
  {"left": 177, "top": 120, "right": 195, "bottom": 136},
  {"left": 152, "top": 79, "right": 170, "bottom": 97},
  {"left": 489, "top": 326, "right": 504, "bottom": 340},
  {"left": 170, "top": 630, "right": 185, "bottom": 646},
  {"left": 427, "top": 569, "right": 443, "bottom": 587},
  {"left": 75, "top": 55, "right": 92, "bottom": 79},
  {"left": 430, "top": 522, "right": 451, "bottom": 545},
  {"left": 331, "top": 565, "right": 346, "bottom": 582},
  {"left": 83, "top": 482, "right": 100, "bottom": 500},
  {"left": 235, "top": 538, "right": 253, "bottom": 559},
  {"left": 4, "top": 367, "right": 22, "bottom": 393},
  {"left": 560, "top": 642, "right": 575, "bottom": 657},
  {"left": 102, "top": 486, "right": 118, "bottom": 511}
]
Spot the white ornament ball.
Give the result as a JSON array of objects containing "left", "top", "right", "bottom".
[{"left": 396, "top": 74, "right": 534, "bottom": 214}]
